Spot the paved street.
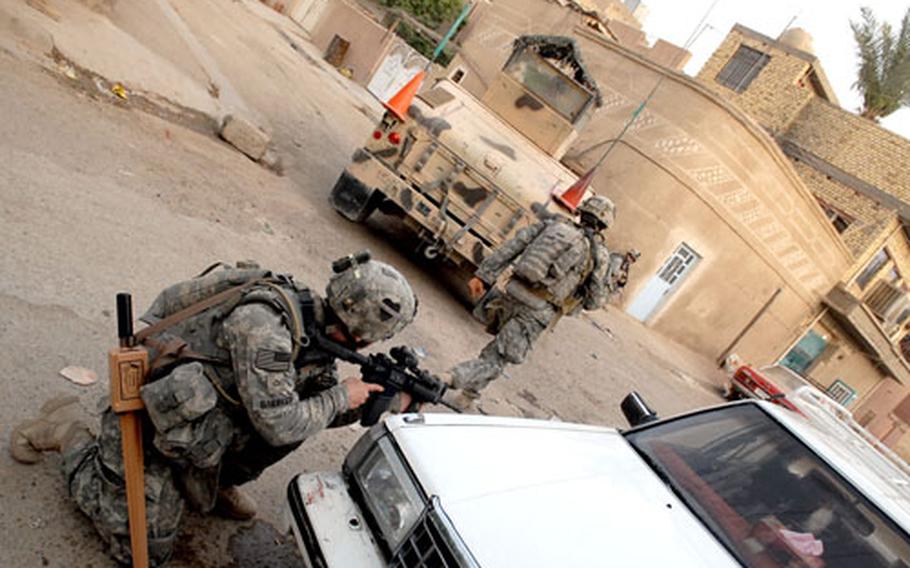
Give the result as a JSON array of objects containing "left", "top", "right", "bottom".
[{"left": 0, "top": 1, "right": 725, "bottom": 565}]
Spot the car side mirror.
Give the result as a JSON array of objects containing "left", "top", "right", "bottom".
[{"left": 621, "top": 392, "right": 659, "bottom": 427}]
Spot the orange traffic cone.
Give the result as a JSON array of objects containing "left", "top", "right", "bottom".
[
  {"left": 383, "top": 70, "right": 426, "bottom": 121},
  {"left": 553, "top": 166, "right": 596, "bottom": 211}
]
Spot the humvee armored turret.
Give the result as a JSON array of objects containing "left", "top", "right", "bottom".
[{"left": 330, "top": 36, "right": 601, "bottom": 286}]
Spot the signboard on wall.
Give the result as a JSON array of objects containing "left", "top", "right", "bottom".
[{"left": 367, "top": 43, "right": 428, "bottom": 103}]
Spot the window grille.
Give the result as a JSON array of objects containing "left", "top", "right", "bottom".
[
  {"left": 716, "top": 45, "right": 769, "bottom": 92},
  {"left": 826, "top": 379, "right": 857, "bottom": 406}
]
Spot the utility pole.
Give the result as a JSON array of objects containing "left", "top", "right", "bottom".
[{"left": 427, "top": 1, "right": 473, "bottom": 68}]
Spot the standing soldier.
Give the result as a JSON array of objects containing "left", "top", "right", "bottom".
[
  {"left": 445, "top": 196, "right": 615, "bottom": 409},
  {"left": 9, "top": 255, "right": 418, "bottom": 566},
  {"left": 607, "top": 249, "right": 640, "bottom": 296}
]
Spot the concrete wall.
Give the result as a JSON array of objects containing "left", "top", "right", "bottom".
[
  {"left": 852, "top": 376, "right": 910, "bottom": 461},
  {"left": 287, "top": 0, "right": 331, "bottom": 34},
  {"left": 448, "top": 0, "right": 580, "bottom": 96},
  {"left": 606, "top": 18, "right": 646, "bottom": 46},
  {"left": 649, "top": 39, "right": 692, "bottom": 71},
  {"left": 308, "top": 1, "right": 397, "bottom": 85},
  {"left": 596, "top": 0, "right": 642, "bottom": 28},
  {"left": 802, "top": 314, "right": 888, "bottom": 402},
  {"left": 561, "top": 29, "right": 852, "bottom": 364},
  {"left": 855, "top": 377, "right": 910, "bottom": 435},
  {"left": 588, "top": 143, "right": 820, "bottom": 362}
]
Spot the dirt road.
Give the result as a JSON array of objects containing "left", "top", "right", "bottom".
[{"left": 0, "top": 3, "right": 724, "bottom": 565}]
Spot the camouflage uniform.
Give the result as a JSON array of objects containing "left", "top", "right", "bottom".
[
  {"left": 450, "top": 212, "right": 610, "bottom": 392},
  {"left": 605, "top": 250, "right": 639, "bottom": 295},
  {"left": 61, "top": 260, "right": 414, "bottom": 566}
]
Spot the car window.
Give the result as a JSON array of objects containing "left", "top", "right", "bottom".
[
  {"left": 505, "top": 50, "right": 592, "bottom": 122},
  {"left": 627, "top": 405, "right": 910, "bottom": 568}
]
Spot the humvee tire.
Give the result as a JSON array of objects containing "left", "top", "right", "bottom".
[{"left": 330, "top": 170, "right": 382, "bottom": 223}]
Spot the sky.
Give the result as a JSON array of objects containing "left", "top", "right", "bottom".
[{"left": 638, "top": 0, "right": 910, "bottom": 138}]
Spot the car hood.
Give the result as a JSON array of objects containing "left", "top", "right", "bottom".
[{"left": 386, "top": 415, "right": 738, "bottom": 567}]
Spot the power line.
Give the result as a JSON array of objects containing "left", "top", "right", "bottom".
[{"left": 591, "top": 0, "right": 722, "bottom": 169}]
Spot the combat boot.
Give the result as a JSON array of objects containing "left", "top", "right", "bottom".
[
  {"left": 442, "top": 388, "right": 481, "bottom": 413},
  {"left": 215, "top": 486, "right": 257, "bottom": 520},
  {"left": 10, "top": 395, "right": 91, "bottom": 464}
]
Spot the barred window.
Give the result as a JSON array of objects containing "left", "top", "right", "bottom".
[
  {"left": 826, "top": 379, "right": 857, "bottom": 406},
  {"left": 716, "top": 45, "right": 769, "bottom": 92}
]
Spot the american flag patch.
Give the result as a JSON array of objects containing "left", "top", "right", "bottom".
[{"left": 254, "top": 349, "right": 292, "bottom": 372}]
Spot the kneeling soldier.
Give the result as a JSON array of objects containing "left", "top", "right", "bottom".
[{"left": 10, "top": 255, "right": 417, "bottom": 566}]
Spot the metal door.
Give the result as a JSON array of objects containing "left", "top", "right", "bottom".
[{"left": 627, "top": 243, "right": 700, "bottom": 322}]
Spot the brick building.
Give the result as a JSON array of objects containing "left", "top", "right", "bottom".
[
  {"left": 293, "top": 0, "right": 910, "bottom": 454},
  {"left": 698, "top": 25, "right": 910, "bottom": 453},
  {"left": 445, "top": 11, "right": 891, "bottom": 433},
  {"left": 451, "top": 15, "right": 910, "bottom": 455}
]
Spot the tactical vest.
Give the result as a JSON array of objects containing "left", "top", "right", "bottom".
[
  {"left": 134, "top": 263, "right": 332, "bottom": 511},
  {"left": 512, "top": 219, "right": 592, "bottom": 304},
  {"left": 137, "top": 262, "right": 313, "bottom": 380}
]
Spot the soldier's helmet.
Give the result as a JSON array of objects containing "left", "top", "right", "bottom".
[
  {"left": 325, "top": 257, "right": 417, "bottom": 343},
  {"left": 577, "top": 195, "right": 615, "bottom": 230}
]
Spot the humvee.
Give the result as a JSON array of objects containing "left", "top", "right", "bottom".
[{"left": 330, "top": 36, "right": 602, "bottom": 286}]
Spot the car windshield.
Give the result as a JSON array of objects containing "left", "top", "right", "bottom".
[
  {"left": 627, "top": 405, "right": 910, "bottom": 568},
  {"left": 505, "top": 50, "right": 592, "bottom": 122}
]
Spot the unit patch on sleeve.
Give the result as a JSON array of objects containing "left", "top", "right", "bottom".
[{"left": 254, "top": 349, "right": 292, "bottom": 372}]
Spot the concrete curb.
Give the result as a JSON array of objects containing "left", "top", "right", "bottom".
[{"left": 2, "top": 0, "right": 282, "bottom": 173}]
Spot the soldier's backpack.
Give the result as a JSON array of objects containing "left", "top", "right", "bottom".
[
  {"left": 512, "top": 219, "right": 590, "bottom": 294},
  {"left": 136, "top": 262, "right": 306, "bottom": 377},
  {"left": 140, "top": 261, "right": 271, "bottom": 325}
]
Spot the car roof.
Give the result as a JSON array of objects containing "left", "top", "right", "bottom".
[
  {"left": 756, "top": 365, "right": 813, "bottom": 392},
  {"left": 758, "top": 399, "right": 910, "bottom": 529}
]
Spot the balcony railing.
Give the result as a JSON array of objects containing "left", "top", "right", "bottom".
[{"left": 824, "top": 284, "right": 910, "bottom": 384}]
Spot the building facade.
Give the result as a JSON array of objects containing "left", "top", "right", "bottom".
[
  {"left": 559, "top": 29, "right": 851, "bottom": 366},
  {"left": 449, "top": 13, "right": 910, "bottom": 455},
  {"left": 289, "top": 0, "right": 910, "bottom": 455},
  {"left": 696, "top": 24, "right": 910, "bottom": 454}
]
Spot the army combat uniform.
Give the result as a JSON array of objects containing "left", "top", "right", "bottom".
[
  {"left": 450, "top": 200, "right": 612, "bottom": 393},
  {"left": 55, "top": 260, "right": 417, "bottom": 566},
  {"left": 605, "top": 250, "right": 640, "bottom": 296}
]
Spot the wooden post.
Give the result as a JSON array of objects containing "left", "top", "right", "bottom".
[{"left": 109, "top": 293, "right": 149, "bottom": 568}]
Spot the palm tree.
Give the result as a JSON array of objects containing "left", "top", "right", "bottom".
[{"left": 850, "top": 7, "right": 910, "bottom": 121}]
